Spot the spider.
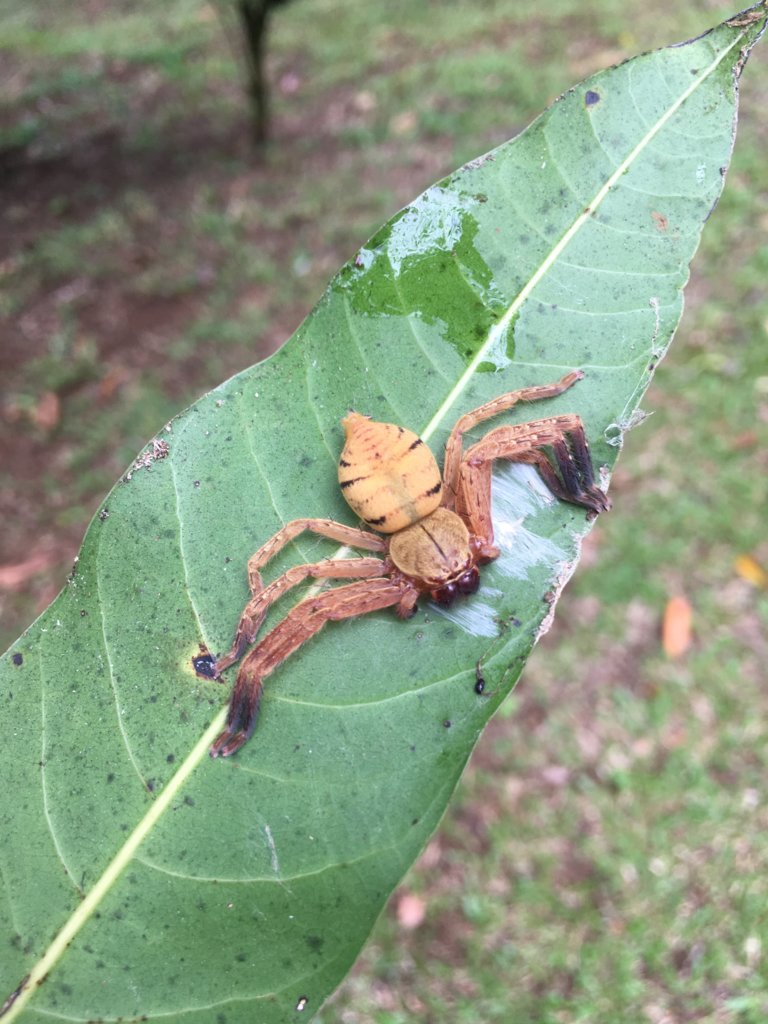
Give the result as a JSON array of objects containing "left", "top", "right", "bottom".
[{"left": 194, "top": 369, "right": 610, "bottom": 757}]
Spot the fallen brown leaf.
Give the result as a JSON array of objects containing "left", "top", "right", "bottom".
[
  {"left": 735, "top": 554, "right": 768, "bottom": 589},
  {"left": 0, "top": 551, "right": 58, "bottom": 590},
  {"left": 662, "top": 595, "right": 693, "bottom": 658}
]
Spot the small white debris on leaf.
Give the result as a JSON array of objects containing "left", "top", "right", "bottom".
[
  {"left": 536, "top": 552, "right": 580, "bottom": 641},
  {"left": 124, "top": 439, "right": 171, "bottom": 480}
]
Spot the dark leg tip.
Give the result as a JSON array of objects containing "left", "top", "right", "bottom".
[
  {"left": 584, "top": 486, "right": 611, "bottom": 514},
  {"left": 210, "top": 728, "right": 248, "bottom": 758},
  {"left": 570, "top": 486, "right": 611, "bottom": 516}
]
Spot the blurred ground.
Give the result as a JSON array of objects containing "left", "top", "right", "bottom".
[{"left": 2, "top": 1, "right": 768, "bottom": 1021}]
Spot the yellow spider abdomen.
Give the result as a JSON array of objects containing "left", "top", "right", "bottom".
[{"left": 338, "top": 412, "right": 443, "bottom": 533}]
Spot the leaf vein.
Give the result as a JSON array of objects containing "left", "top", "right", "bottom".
[
  {"left": 93, "top": 555, "right": 148, "bottom": 790},
  {"left": 168, "top": 450, "right": 208, "bottom": 645},
  {"left": 38, "top": 646, "right": 84, "bottom": 896},
  {"left": 383, "top": 274, "right": 453, "bottom": 389}
]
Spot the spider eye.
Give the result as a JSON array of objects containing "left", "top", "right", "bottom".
[
  {"left": 457, "top": 567, "right": 480, "bottom": 595},
  {"left": 432, "top": 582, "right": 458, "bottom": 606}
]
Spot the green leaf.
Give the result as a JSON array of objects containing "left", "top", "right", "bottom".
[{"left": 2, "top": 7, "right": 765, "bottom": 1022}]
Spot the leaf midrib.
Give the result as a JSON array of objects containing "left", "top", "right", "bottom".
[{"left": 422, "top": 32, "right": 739, "bottom": 443}]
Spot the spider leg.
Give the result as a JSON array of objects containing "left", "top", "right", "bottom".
[
  {"left": 201, "top": 556, "right": 387, "bottom": 678},
  {"left": 211, "top": 577, "right": 418, "bottom": 757},
  {"left": 457, "top": 413, "right": 610, "bottom": 551},
  {"left": 247, "top": 518, "right": 386, "bottom": 578},
  {"left": 442, "top": 370, "right": 584, "bottom": 509},
  {"left": 455, "top": 459, "right": 498, "bottom": 561},
  {"left": 202, "top": 518, "right": 386, "bottom": 676}
]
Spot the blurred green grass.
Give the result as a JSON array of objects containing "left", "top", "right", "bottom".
[{"left": 1, "top": 1, "right": 767, "bottom": 1021}]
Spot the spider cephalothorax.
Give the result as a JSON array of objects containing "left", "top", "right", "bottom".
[{"left": 194, "top": 370, "right": 610, "bottom": 757}]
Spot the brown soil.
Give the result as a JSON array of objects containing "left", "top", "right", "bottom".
[{"left": 0, "top": 71, "right": 342, "bottom": 645}]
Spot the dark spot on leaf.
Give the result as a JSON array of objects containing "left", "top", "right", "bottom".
[
  {"left": 443, "top": 720, "right": 452, "bottom": 728},
  {"left": 184, "top": 796, "right": 195, "bottom": 807},
  {"left": 651, "top": 210, "right": 669, "bottom": 232},
  {"left": 236, "top": 952, "right": 247, "bottom": 962},
  {"left": 585, "top": 89, "right": 601, "bottom": 106},
  {"left": 146, "top": 779, "right": 155, "bottom": 793},
  {"left": 12, "top": 652, "right": 23, "bottom": 666},
  {"left": 193, "top": 652, "right": 217, "bottom": 678},
  {"left": 80, "top": 610, "right": 87, "bottom": 617},
  {"left": 106, "top": 773, "right": 115, "bottom": 784},
  {"left": 305, "top": 935, "right": 324, "bottom": 952},
  {"left": 166, "top": 754, "right": 175, "bottom": 764}
]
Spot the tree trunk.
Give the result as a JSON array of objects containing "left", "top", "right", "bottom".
[{"left": 237, "top": 0, "right": 270, "bottom": 145}]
